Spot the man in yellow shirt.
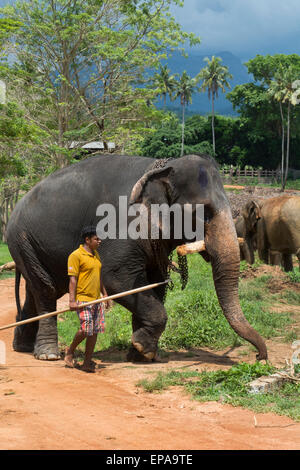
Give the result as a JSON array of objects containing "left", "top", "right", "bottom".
[{"left": 65, "top": 226, "right": 107, "bottom": 373}]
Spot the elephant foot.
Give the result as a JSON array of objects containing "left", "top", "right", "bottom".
[
  {"left": 126, "top": 344, "right": 157, "bottom": 363},
  {"left": 128, "top": 333, "right": 158, "bottom": 363},
  {"left": 34, "top": 343, "right": 61, "bottom": 361}
]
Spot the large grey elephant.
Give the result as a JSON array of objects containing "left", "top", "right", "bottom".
[
  {"left": 241, "top": 196, "right": 300, "bottom": 271},
  {"left": 6, "top": 154, "right": 267, "bottom": 362}
]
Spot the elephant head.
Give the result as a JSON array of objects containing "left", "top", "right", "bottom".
[
  {"left": 238, "top": 200, "right": 263, "bottom": 263},
  {"left": 241, "top": 200, "right": 262, "bottom": 235},
  {"left": 130, "top": 155, "right": 267, "bottom": 360}
]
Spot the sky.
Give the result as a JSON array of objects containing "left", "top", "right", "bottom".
[{"left": 169, "top": 0, "right": 300, "bottom": 60}]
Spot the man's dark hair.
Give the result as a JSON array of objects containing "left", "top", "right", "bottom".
[{"left": 81, "top": 225, "right": 97, "bottom": 243}]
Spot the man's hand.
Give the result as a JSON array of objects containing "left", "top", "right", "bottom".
[{"left": 69, "top": 300, "right": 79, "bottom": 311}]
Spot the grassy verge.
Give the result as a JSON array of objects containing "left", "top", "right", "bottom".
[
  {"left": 0, "top": 242, "right": 14, "bottom": 280},
  {"left": 137, "top": 362, "right": 300, "bottom": 421}
]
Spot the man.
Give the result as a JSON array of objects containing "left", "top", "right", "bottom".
[{"left": 64, "top": 226, "right": 107, "bottom": 373}]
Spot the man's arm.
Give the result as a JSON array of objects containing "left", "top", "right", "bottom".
[{"left": 69, "top": 276, "right": 79, "bottom": 310}]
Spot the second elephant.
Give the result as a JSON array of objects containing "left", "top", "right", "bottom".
[{"left": 241, "top": 196, "right": 300, "bottom": 271}]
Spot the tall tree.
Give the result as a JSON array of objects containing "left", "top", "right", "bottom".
[
  {"left": 153, "top": 64, "right": 177, "bottom": 109},
  {"left": 173, "top": 70, "right": 199, "bottom": 157},
  {"left": 227, "top": 55, "right": 300, "bottom": 184},
  {"left": 198, "top": 56, "right": 232, "bottom": 154},
  {"left": 268, "top": 66, "right": 300, "bottom": 190},
  {"left": 1, "top": 0, "right": 200, "bottom": 167}
]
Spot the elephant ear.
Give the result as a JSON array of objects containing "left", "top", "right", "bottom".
[
  {"left": 130, "top": 166, "right": 174, "bottom": 205},
  {"left": 242, "top": 200, "right": 262, "bottom": 231}
]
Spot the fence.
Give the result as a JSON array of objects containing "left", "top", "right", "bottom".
[{"left": 220, "top": 168, "right": 300, "bottom": 185}]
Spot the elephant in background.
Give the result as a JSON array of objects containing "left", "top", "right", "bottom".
[
  {"left": 234, "top": 210, "right": 282, "bottom": 267},
  {"left": 240, "top": 196, "right": 300, "bottom": 272}
]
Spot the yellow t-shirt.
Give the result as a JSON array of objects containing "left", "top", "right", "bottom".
[{"left": 67, "top": 245, "right": 102, "bottom": 301}]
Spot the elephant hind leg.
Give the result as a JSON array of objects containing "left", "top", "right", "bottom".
[{"left": 13, "top": 284, "right": 38, "bottom": 353}]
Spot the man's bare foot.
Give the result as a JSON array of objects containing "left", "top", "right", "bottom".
[{"left": 64, "top": 348, "right": 75, "bottom": 368}]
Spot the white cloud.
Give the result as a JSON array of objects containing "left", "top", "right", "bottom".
[{"left": 170, "top": 0, "right": 300, "bottom": 57}]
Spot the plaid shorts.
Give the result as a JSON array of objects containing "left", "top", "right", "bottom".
[{"left": 77, "top": 301, "right": 105, "bottom": 336}]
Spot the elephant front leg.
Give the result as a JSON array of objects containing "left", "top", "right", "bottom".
[{"left": 120, "top": 291, "right": 167, "bottom": 362}]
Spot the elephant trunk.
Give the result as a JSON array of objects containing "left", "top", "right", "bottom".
[{"left": 205, "top": 208, "right": 267, "bottom": 360}]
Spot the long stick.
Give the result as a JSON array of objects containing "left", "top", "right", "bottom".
[{"left": 0, "top": 280, "right": 170, "bottom": 332}]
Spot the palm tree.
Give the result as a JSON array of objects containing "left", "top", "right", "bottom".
[
  {"left": 173, "top": 71, "right": 199, "bottom": 157},
  {"left": 153, "top": 65, "right": 177, "bottom": 109},
  {"left": 198, "top": 56, "right": 232, "bottom": 154},
  {"left": 268, "top": 66, "right": 298, "bottom": 191}
]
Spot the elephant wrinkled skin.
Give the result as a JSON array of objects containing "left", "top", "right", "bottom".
[{"left": 6, "top": 154, "right": 267, "bottom": 362}]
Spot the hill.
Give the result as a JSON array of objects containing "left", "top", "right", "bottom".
[{"left": 157, "top": 50, "right": 252, "bottom": 116}]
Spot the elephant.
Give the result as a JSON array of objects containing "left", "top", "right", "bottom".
[
  {"left": 234, "top": 208, "right": 282, "bottom": 267},
  {"left": 241, "top": 196, "right": 300, "bottom": 272},
  {"left": 6, "top": 154, "right": 267, "bottom": 362}
]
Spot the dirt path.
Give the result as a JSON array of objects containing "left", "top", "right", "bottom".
[{"left": 0, "top": 278, "right": 300, "bottom": 450}]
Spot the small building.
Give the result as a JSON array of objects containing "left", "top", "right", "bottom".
[{"left": 70, "top": 141, "right": 116, "bottom": 159}]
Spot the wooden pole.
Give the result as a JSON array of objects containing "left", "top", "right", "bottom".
[{"left": 0, "top": 280, "right": 170, "bottom": 332}]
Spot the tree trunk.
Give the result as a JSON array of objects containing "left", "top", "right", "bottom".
[
  {"left": 181, "top": 100, "right": 185, "bottom": 157},
  {"left": 279, "top": 102, "right": 285, "bottom": 191},
  {"left": 283, "top": 101, "right": 291, "bottom": 190},
  {"left": 211, "top": 93, "right": 215, "bottom": 154}
]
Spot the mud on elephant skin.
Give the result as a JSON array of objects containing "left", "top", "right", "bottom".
[{"left": 6, "top": 154, "right": 267, "bottom": 362}]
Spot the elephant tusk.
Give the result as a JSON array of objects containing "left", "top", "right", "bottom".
[
  {"left": 176, "top": 240, "right": 206, "bottom": 256},
  {"left": 0, "top": 261, "right": 16, "bottom": 273},
  {"left": 176, "top": 238, "right": 245, "bottom": 256}
]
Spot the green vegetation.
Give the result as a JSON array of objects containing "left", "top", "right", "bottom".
[
  {"left": 0, "top": 242, "right": 12, "bottom": 264},
  {"left": 0, "top": 242, "right": 14, "bottom": 279},
  {"left": 137, "top": 362, "right": 300, "bottom": 421},
  {"left": 287, "top": 267, "right": 300, "bottom": 284}
]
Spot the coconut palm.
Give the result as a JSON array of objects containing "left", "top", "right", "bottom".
[
  {"left": 268, "top": 66, "right": 299, "bottom": 191},
  {"left": 173, "top": 70, "right": 199, "bottom": 156},
  {"left": 153, "top": 65, "right": 177, "bottom": 109},
  {"left": 198, "top": 56, "right": 232, "bottom": 154}
]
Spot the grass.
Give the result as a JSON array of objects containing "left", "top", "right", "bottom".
[
  {"left": 287, "top": 267, "right": 300, "bottom": 284},
  {"left": 137, "top": 362, "right": 300, "bottom": 421},
  {"left": 0, "top": 242, "right": 14, "bottom": 279}
]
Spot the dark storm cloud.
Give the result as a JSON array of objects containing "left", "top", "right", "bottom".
[{"left": 170, "top": 0, "right": 300, "bottom": 58}]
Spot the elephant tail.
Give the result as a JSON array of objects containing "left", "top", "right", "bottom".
[{"left": 15, "top": 268, "right": 22, "bottom": 320}]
